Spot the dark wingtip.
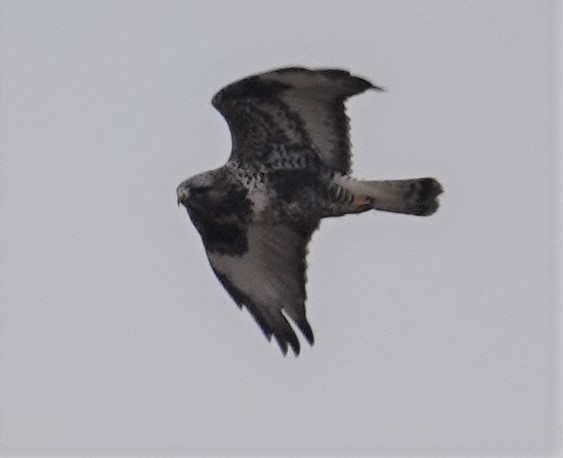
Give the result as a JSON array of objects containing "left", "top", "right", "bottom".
[
  {"left": 290, "top": 339, "right": 301, "bottom": 356},
  {"left": 349, "top": 77, "right": 385, "bottom": 97},
  {"left": 287, "top": 330, "right": 301, "bottom": 356},
  {"left": 274, "top": 335, "right": 290, "bottom": 356},
  {"left": 271, "top": 67, "right": 380, "bottom": 97},
  {"left": 297, "top": 320, "right": 315, "bottom": 346}
]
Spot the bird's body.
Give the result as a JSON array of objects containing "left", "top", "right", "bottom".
[{"left": 177, "top": 67, "right": 442, "bottom": 355}]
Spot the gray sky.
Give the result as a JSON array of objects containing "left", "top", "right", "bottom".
[{"left": 0, "top": 0, "right": 558, "bottom": 455}]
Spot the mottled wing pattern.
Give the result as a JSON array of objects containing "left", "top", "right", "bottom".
[
  {"left": 212, "top": 67, "right": 381, "bottom": 174},
  {"left": 206, "top": 222, "right": 318, "bottom": 355}
]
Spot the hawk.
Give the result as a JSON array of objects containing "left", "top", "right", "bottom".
[{"left": 177, "top": 67, "right": 442, "bottom": 355}]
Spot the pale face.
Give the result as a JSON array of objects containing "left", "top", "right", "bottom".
[{"left": 176, "top": 168, "right": 225, "bottom": 208}]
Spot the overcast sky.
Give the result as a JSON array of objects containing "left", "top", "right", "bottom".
[{"left": 0, "top": 0, "right": 558, "bottom": 456}]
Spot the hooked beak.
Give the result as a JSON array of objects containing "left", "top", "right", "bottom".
[{"left": 177, "top": 187, "right": 190, "bottom": 207}]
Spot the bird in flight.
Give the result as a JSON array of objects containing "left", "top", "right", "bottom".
[{"left": 177, "top": 67, "right": 442, "bottom": 355}]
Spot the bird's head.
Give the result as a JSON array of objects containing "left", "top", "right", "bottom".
[{"left": 176, "top": 169, "right": 222, "bottom": 209}]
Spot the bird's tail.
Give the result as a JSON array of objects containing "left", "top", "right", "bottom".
[{"left": 344, "top": 177, "right": 443, "bottom": 216}]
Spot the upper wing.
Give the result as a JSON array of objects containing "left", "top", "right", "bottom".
[
  {"left": 206, "top": 222, "right": 319, "bottom": 355},
  {"left": 212, "top": 67, "right": 381, "bottom": 174}
]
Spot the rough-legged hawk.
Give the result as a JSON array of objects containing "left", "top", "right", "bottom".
[{"left": 177, "top": 67, "right": 442, "bottom": 355}]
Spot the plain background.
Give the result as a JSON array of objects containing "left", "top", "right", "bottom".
[{"left": 0, "top": 0, "right": 559, "bottom": 456}]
